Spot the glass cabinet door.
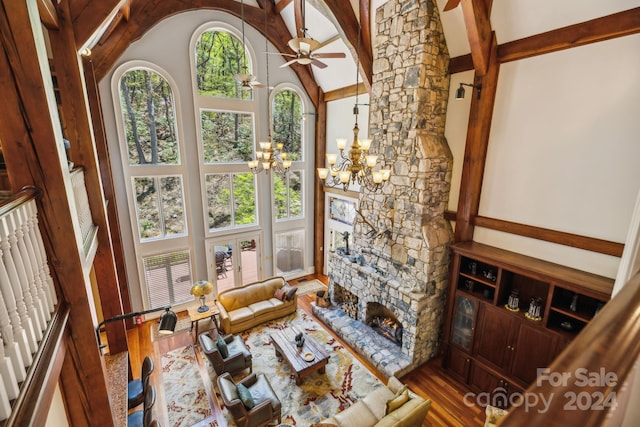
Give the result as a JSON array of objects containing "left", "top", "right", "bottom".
[{"left": 451, "top": 294, "right": 477, "bottom": 352}]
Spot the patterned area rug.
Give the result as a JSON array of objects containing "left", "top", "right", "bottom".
[
  {"left": 152, "top": 315, "right": 192, "bottom": 341},
  {"left": 162, "top": 345, "right": 214, "bottom": 426},
  {"left": 205, "top": 309, "right": 384, "bottom": 426}
]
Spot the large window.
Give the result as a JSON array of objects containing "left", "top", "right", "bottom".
[{"left": 114, "top": 64, "right": 192, "bottom": 309}]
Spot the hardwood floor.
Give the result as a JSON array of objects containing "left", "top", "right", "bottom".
[{"left": 123, "top": 284, "right": 484, "bottom": 427}]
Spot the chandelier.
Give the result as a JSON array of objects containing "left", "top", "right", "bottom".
[
  {"left": 247, "top": 2, "right": 291, "bottom": 175},
  {"left": 316, "top": 13, "right": 390, "bottom": 192}
]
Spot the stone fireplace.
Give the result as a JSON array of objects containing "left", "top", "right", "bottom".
[{"left": 313, "top": 0, "right": 453, "bottom": 377}]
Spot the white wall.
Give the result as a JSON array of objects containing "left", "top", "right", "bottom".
[{"left": 446, "top": 34, "right": 640, "bottom": 278}]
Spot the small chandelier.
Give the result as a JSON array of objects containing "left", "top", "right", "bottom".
[
  {"left": 316, "top": 13, "right": 390, "bottom": 192},
  {"left": 248, "top": 140, "right": 292, "bottom": 173}
]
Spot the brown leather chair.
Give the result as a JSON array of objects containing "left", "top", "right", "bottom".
[
  {"left": 198, "top": 330, "right": 252, "bottom": 375},
  {"left": 128, "top": 355, "right": 154, "bottom": 409},
  {"left": 217, "top": 372, "right": 281, "bottom": 427}
]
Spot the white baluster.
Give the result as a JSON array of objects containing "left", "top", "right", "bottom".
[
  {"left": 0, "top": 245, "right": 32, "bottom": 367},
  {"left": 0, "top": 219, "right": 38, "bottom": 354},
  {"left": 0, "top": 280, "right": 26, "bottom": 380},
  {"left": 10, "top": 212, "right": 47, "bottom": 332},
  {"left": 0, "top": 373, "right": 11, "bottom": 423},
  {"left": 0, "top": 336, "right": 20, "bottom": 401},
  {"left": 2, "top": 215, "right": 43, "bottom": 341},
  {"left": 23, "top": 202, "right": 54, "bottom": 314},
  {"left": 11, "top": 209, "right": 51, "bottom": 331},
  {"left": 26, "top": 201, "right": 57, "bottom": 308}
]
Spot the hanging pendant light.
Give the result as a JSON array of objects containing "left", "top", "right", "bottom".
[{"left": 234, "top": 0, "right": 265, "bottom": 91}]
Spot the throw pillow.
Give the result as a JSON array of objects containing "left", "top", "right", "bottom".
[
  {"left": 236, "top": 383, "right": 254, "bottom": 409},
  {"left": 274, "top": 287, "right": 287, "bottom": 301},
  {"left": 282, "top": 285, "right": 298, "bottom": 301},
  {"left": 385, "top": 387, "right": 409, "bottom": 415},
  {"left": 216, "top": 334, "right": 229, "bottom": 358},
  {"left": 484, "top": 404, "right": 508, "bottom": 427}
]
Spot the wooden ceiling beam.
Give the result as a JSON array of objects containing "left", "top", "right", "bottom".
[
  {"left": 274, "top": 0, "right": 292, "bottom": 14},
  {"left": 460, "top": 0, "right": 492, "bottom": 76},
  {"left": 89, "top": 0, "right": 321, "bottom": 107},
  {"left": 294, "top": 0, "right": 303, "bottom": 38},
  {"left": 498, "top": 7, "right": 640, "bottom": 63},
  {"left": 322, "top": 0, "right": 372, "bottom": 87},
  {"left": 69, "top": 0, "right": 127, "bottom": 49},
  {"left": 38, "top": 0, "right": 58, "bottom": 29}
]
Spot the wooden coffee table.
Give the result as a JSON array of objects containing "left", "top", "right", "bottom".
[{"left": 269, "top": 328, "right": 330, "bottom": 385}]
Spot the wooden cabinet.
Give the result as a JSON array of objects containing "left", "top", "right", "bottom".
[{"left": 443, "top": 242, "right": 613, "bottom": 396}]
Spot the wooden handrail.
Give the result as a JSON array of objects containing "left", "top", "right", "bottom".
[
  {"left": 502, "top": 272, "right": 640, "bottom": 426},
  {"left": 0, "top": 187, "right": 39, "bottom": 217}
]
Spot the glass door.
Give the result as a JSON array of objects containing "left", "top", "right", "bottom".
[{"left": 207, "top": 232, "right": 261, "bottom": 294}]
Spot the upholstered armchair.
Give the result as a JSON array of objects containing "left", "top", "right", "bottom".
[
  {"left": 217, "top": 372, "right": 282, "bottom": 427},
  {"left": 198, "top": 330, "right": 252, "bottom": 375}
]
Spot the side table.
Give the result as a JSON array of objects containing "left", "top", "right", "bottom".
[{"left": 188, "top": 303, "right": 220, "bottom": 341}]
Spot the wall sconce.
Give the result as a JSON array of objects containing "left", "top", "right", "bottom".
[
  {"left": 455, "top": 82, "right": 482, "bottom": 100},
  {"left": 96, "top": 306, "right": 177, "bottom": 352}
]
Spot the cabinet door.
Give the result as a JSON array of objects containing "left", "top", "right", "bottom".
[
  {"left": 450, "top": 294, "right": 478, "bottom": 352},
  {"left": 509, "top": 322, "right": 560, "bottom": 386},
  {"left": 469, "top": 362, "right": 523, "bottom": 410},
  {"left": 473, "top": 304, "right": 517, "bottom": 372},
  {"left": 444, "top": 346, "right": 472, "bottom": 384}
]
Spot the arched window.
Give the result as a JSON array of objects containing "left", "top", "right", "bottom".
[{"left": 114, "top": 64, "right": 192, "bottom": 309}]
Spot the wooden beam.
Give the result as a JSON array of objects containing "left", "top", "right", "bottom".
[
  {"left": 314, "top": 93, "right": 327, "bottom": 275},
  {"left": 454, "top": 34, "right": 500, "bottom": 242},
  {"left": 460, "top": 0, "right": 492, "bottom": 76},
  {"left": 38, "top": 0, "right": 58, "bottom": 29},
  {"left": 50, "top": 0, "right": 130, "bottom": 355},
  {"left": 498, "top": 7, "right": 640, "bottom": 63},
  {"left": 274, "top": 0, "right": 292, "bottom": 14},
  {"left": 450, "top": 7, "right": 640, "bottom": 74},
  {"left": 69, "top": 0, "right": 126, "bottom": 49},
  {"left": 294, "top": 0, "right": 303, "bottom": 38},
  {"left": 90, "top": 0, "right": 321, "bottom": 108},
  {"left": 324, "top": 83, "right": 367, "bottom": 102},
  {"left": 474, "top": 216, "right": 624, "bottom": 257},
  {"left": 323, "top": 0, "right": 372, "bottom": 87},
  {"left": 0, "top": 1, "right": 114, "bottom": 425}
]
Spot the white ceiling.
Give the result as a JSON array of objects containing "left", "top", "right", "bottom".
[{"left": 269, "top": 0, "right": 639, "bottom": 93}]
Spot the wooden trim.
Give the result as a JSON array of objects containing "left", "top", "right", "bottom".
[
  {"left": 460, "top": 0, "right": 492, "bottom": 76},
  {"left": 5, "top": 303, "right": 70, "bottom": 426},
  {"left": 324, "top": 83, "right": 367, "bottom": 102},
  {"left": 449, "top": 7, "right": 640, "bottom": 73},
  {"left": 37, "top": 0, "right": 58, "bottom": 29},
  {"left": 314, "top": 94, "right": 327, "bottom": 275},
  {"left": 474, "top": 215, "right": 624, "bottom": 257},
  {"left": 502, "top": 272, "right": 640, "bottom": 426},
  {"left": 498, "top": 7, "right": 640, "bottom": 64}
]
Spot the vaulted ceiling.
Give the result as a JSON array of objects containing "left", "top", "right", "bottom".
[{"left": 41, "top": 0, "right": 640, "bottom": 109}]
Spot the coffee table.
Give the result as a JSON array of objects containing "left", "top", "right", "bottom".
[{"left": 269, "top": 328, "right": 330, "bottom": 385}]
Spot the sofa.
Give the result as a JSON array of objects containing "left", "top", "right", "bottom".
[
  {"left": 216, "top": 276, "right": 297, "bottom": 334},
  {"left": 320, "top": 376, "right": 431, "bottom": 427}
]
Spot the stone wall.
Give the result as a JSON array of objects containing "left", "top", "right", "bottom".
[{"left": 327, "top": 0, "right": 454, "bottom": 368}]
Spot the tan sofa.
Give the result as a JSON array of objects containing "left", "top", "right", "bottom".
[
  {"left": 321, "top": 376, "right": 431, "bottom": 427},
  {"left": 216, "top": 276, "right": 297, "bottom": 334}
]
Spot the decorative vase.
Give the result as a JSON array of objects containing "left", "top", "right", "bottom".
[
  {"left": 506, "top": 289, "right": 519, "bottom": 312},
  {"left": 526, "top": 297, "right": 543, "bottom": 321}
]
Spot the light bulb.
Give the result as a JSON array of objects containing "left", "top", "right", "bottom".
[
  {"left": 336, "top": 138, "right": 348, "bottom": 151},
  {"left": 326, "top": 153, "right": 338, "bottom": 165},
  {"left": 338, "top": 171, "right": 351, "bottom": 183},
  {"left": 282, "top": 160, "right": 292, "bottom": 169},
  {"left": 373, "top": 171, "right": 383, "bottom": 184},
  {"left": 317, "top": 168, "right": 329, "bottom": 179},
  {"left": 381, "top": 169, "right": 391, "bottom": 181},
  {"left": 360, "top": 139, "right": 372, "bottom": 150},
  {"left": 365, "top": 155, "right": 378, "bottom": 168}
]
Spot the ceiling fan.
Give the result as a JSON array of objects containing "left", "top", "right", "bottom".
[
  {"left": 235, "top": 73, "right": 266, "bottom": 91},
  {"left": 281, "top": 0, "right": 345, "bottom": 69},
  {"left": 281, "top": 33, "right": 346, "bottom": 69}
]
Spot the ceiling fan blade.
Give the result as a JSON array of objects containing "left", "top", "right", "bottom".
[
  {"left": 280, "top": 58, "right": 300, "bottom": 68},
  {"left": 288, "top": 38, "right": 301, "bottom": 52},
  {"left": 312, "top": 52, "right": 346, "bottom": 59},
  {"left": 267, "top": 52, "right": 296, "bottom": 57},
  {"left": 443, "top": 0, "right": 460, "bottom": 11},
  {"left": 234, "top": 73, "right": 250, "bottom": 82},
  {"left": 310, "top": 59, "right": 328, "bottom": 69},
  {"left": 252, "top": 82, "right": 266, "bottom": 88}
]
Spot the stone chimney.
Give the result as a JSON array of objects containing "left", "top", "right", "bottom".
[{"left": 322, "top": 0, "right": 453, "bottom": 374}]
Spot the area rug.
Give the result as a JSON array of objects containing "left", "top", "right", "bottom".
[
  {"left": 293, "top": 279, "right": 327, "bottom": 296},
  {"left": 205, "top": 309, "right": 384, "bottom": 426},
  {"left": 162, "top": 345, "right": 213, "bottom": 426}
]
